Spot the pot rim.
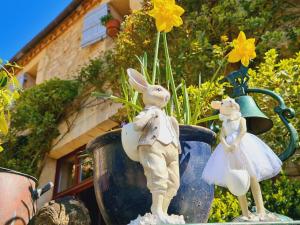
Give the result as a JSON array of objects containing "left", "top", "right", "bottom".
[
  {"left": 87, "top": 124, "right": 216, "bottom": 152},
  {"left": 106, "top": 19, "right": 120, "bottom": 26},
  {"left": 0, "top": 167, "right": 37, "bottom": 183}
]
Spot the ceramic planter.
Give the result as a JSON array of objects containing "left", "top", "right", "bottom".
[
  {"left": 0, "top": 167, "right": 37, "bottom": 225},
  {"left": 105, "top": 19, "right": 120, "bottom": 38},
  {"left": 88, "top": 125, "right": 216, "bottom": 224},
  {"left": 0, "top": 167, "right": 53, "bottom": 225}
]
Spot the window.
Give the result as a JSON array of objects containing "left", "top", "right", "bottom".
[
  {"left": 18, "top": 63, "right": 37, "bottom": 89},
  {"left": 54, "top": 146, "right": 104, "bottom": 225},
  {"left": 54, "top": 145, "right": 94, "bottom": 198},
  {"left": 81, "top": 3, "right": 108, "bottom": 47}
]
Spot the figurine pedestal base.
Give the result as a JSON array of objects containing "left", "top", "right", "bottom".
[
  {"left": 233, "top": 209, "right": 293, "bottom": 223},
  {"left": 128, "top": 213, "right": 185, "bottom": 225}
]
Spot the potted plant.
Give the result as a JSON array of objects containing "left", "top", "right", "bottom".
[
  {"left": 101, "top": 13, "right": 120, "bottom": 38},
  {"left": 88, "top": 1, "right": 225, "bottom": 224},
  {"left": 0, "top": 60, "right": 52, "bottom": 225}
]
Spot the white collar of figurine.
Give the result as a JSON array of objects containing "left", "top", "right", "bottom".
[
  {"left": 145, "top": 105, "right": 162, "bottom": 110},
  {"left": 219, "top": 111, "right": 242, "bottom": 122}
]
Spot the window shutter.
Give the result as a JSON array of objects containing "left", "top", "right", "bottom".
[
  {"left": 81, "top": 3, "right": 108, "bottom": 47},
  {"left": 9, "top": 73, "right": 26, "bottom": 92},
  {"left": 18, "top": 73, "right": 27, "bottom": 87}
]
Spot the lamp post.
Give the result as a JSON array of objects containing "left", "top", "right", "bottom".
[{"left": 222, "top": 65, "right": 299, "bottom": 161}]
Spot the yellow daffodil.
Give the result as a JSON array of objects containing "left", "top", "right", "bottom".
[
  {"left": 221, "top": 35, "right": 229, "bottom": 42},
  {"left": 228, "top": 31, "right": 256, "bottom": 67},
  {"left": 148, "top": 0, "right": 185, "bottom": 33}
]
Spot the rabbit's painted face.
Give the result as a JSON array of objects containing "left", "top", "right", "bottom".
[
  {"left": 143, "top": 85, "right": 170, "bottom": 108},
  {"left": 127, "top": 68, "right": 171, "bottom": 109},
  {"left": 211, "top": 98, "right": 240, "bottom": 115}
]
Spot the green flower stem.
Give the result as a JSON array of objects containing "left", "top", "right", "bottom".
[
  {"left": 192, "top": 58, "right": 226, "bottom": 123},
  {"left": 197, "top": 114, "right": 219, "bottom": 124},
  {"left": 162, "top": 32, "right": 181, "bottom": 119},
  {"left": 182, "top": 80, "right": 191, "bottom": 124},
  {"left": 92, "top": 92, "right": 142, "bottom": 111},
  {"left": 204, "top": 57, "right": 227, "bottom": 98},
  {"left": 152, "top": 31, "right": 161, "bottom": 84}
]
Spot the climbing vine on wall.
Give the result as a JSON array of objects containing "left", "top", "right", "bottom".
[{"left": 0, "top": 79, "right": 80, "bottom": 176}]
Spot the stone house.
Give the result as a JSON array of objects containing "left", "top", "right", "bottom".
[{"left": 10, "top": 0, "right": 141, "bottom": 223}]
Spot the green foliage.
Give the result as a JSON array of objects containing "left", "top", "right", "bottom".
[
  {"left": 179, "top": 80, "right": 229, "bottom": 125},
  {"left": 0, "top": 60, "right": 21, "bottom": 151},
  {"left": 247, "top": 49, "right": 300, "bottom": 160},
  {"left": 75, "top": 52, "right": 117, "bottom": 91},
  {"left": 114, "top": 8, "right": 156, "bottom": 70},
  {"left": 260, "top": 175, "right": 300, "bottom": 219},
  {"left": 0, "top": 79, "right": 80, "bottom": 176},
  {"left": 209, "top": 174, "right": 300, "bottom": 222},
  {"left": 113, "top": 0, "right": 300, "bottom": 85},
  {"left": 208, "top": 187, "right": 240, "bottom": 222},
  {"left": 100, "top": 13, "right": 113, "bottom": 26},
  {"left": 94, "top": 32, "right": 228, "bottom": 125}
]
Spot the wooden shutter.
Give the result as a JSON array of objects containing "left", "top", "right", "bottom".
[{"left": 81, "top": 3, "right": 108, "bottom": 47}]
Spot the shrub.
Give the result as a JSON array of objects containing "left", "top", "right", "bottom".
[
  {"left": 209, "top": 174, "right": 300, "bottom": 222},
  {"left": 208, "top": 187, "right": 240, "bottom": 222},
  {"left": 112, "top": 0, "right": 300, "bottom": 85},
  {"left": 248, "top": 49, "right": 300, "bottom": 160},
  {"left": 0, "top": 79, "right": 80, "bottom": 176}
]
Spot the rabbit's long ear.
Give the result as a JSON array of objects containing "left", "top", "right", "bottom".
[
  {"left": 211, "top": 101, "right": 221, "bottom": 110},
  {"left": 127, "top": 68, "right": 148, "bottom": 93}
]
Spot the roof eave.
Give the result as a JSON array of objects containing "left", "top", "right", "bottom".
[{"left": 10, "top": 0, "right": 84, "bottom": 63}]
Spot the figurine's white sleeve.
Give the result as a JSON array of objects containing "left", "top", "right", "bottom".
[
  {"left": 133, "top": 110, "right": 154, "bottom": 131},
  {"left": 170, "top": 116, "right": 179, "bottom": 137},
  {"left": 170, "top": 116, "right": 181, "bottom": 153},
  {"left": 134, "top": 111, "right": 146, "bottom": 121}
]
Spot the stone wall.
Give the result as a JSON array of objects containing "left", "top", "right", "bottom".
[
  {"left": 15, "top": 0, "right": 142, "bottom": 210},
  {"left": 19, "top": 1, "right": 124, "bottom": 208},
  {"left": 36, "top": 3, "right": 116, "bottom": 83}
]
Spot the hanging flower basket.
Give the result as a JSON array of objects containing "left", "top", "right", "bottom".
[
  {"left": 101, "top": 14, "right": 120, "bottom": 38},
  {"left": 105, "top": 19, "right": 120, "bottom": 38}
]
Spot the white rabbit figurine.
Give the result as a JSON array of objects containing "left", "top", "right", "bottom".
[
  {"left": 202, "top": 97, "right": 282, "bottom": 221},
  {"left": 122, "top": 69, "right": 184, "bottom": 224}
]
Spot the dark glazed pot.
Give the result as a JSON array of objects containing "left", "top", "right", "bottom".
[
  {"left": 0, "top": 167, "right": 37, "bottom": 225},
  {"left": 88, "top": 125, "right": 216, "bottom": 225}
]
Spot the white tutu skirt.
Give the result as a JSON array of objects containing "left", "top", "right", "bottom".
[{"left": 202, "top": 132, "right": 282, "bottom": 187}]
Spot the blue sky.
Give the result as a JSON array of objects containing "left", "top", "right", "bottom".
[{"left": 0, "top": 0, "right": 72, "bottom": 61}]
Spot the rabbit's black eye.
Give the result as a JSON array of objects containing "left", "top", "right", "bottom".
[{"left": 156, "top": 88, "right": 162, "bottom": 92}]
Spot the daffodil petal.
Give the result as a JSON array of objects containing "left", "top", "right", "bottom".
[
  {"left": 248, "top": 38, "right": 255, "bottom": 44},
  {"left": 241, "top": 56, "right": 250, "bottom": 67},
  {"left": 156, "top": 20, "right": 167, "bottom": 32},
  {"left": 174, "top": 5, "right": 185, "bottom": 15},
  {"left": 148, "top": 9, "right": 156, "bottom": 17},
  {"left": 228, "top": 49, "right": 241, "bottom": 63},
  {"left": 237, "top": 31, "right": 246, "bottom": 42},
  {"left": 171, "top": 16, "right": 183, "bottom": 27},
  {"left": 228, "top": 31, "right": 256, "bottom": 66},
  {"left": 149, "top": 0, "right": 185, "bottom": 32}
]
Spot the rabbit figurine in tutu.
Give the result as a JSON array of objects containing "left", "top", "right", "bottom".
[
  {"left": 202, "top": 97, "right": 282, "bottom": 221},
  {"left": 121, "top": 69, "right": 184, "bottom": 224}
]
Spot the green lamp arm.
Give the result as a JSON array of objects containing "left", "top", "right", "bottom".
[{"left": 246, "top": 88, "right": 299, "bottom": 162}]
